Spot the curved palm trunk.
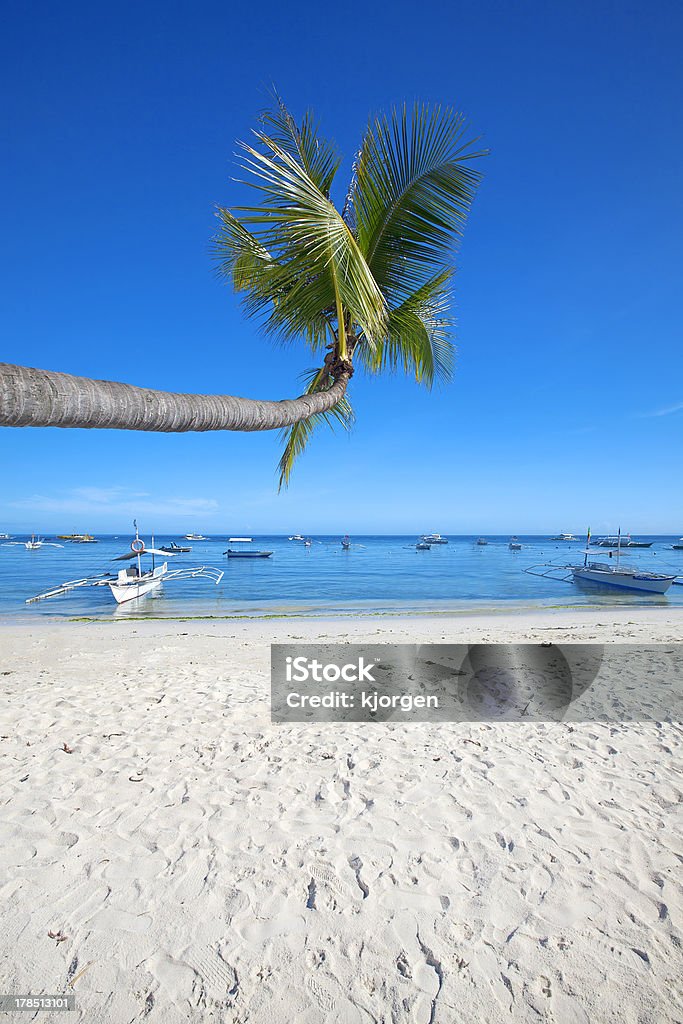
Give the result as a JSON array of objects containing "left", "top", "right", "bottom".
[{"left": 0, "top": 362, "right": 350, "bottom": 432}]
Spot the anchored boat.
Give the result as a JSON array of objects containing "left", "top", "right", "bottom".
[
  {"left": 27, "top": 522, "right": 223, "bottom": 606},
  {"left": 526, "top": 528, "right": 677, "bottom": 595},
  {"left": 593, "top": 535, "right": 653, "bottom": 548},
  {"left": 224, "top": 549, "right": 273, "bottom": 558}
]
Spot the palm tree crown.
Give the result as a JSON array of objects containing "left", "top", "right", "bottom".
[{"left": 213, "top": 97, "right": 485, "bottom": 486}]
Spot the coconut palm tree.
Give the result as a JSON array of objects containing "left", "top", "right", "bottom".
[{"left": 0, "top": 98, "right": 484, "bottom": 486}]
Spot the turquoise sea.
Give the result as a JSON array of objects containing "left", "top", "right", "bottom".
[{"left": 0, "top": 534, "right": 682, "bottom": 619}]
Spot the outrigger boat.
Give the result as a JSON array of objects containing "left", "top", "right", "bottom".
[
  {"left": 593, "top": 534, "right": 653, "bottom": 548},
  {"left": 184, "top": 533, "right": 209, "bottom": 541},
  {"left": 526, "top": 528, "right": 677, "bottom": 595},
  {"left": 509, "top": 537, "right": 522, "bottom": 550},
  {"left": 4, "top": 534, "right": 64, "bottom": 551},
  {"left": 476, "top": 537, "right": 489, "bottom": 546},
  {"left": 27, "top": 522, "right": 223, "bottom": 606},
  {"left": 159, "top": 541, "right": 192, "bottom": 553},
  {"left": 421, "top": 533, "right": 448, "bottom": 544}
]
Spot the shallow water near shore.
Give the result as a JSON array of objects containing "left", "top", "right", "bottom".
[{"left": 1, "top": 534, "right": 682, "bottom": 619}]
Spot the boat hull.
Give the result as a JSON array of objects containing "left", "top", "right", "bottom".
[
  {"left": 108, "top": 577, "right": 164, "bottom": 604},
  {"left": 225, "top": 550, "right": 273, "bottom": 558},
  {"left": 571, "top": 568, "right": 674, "bottom": 594}
]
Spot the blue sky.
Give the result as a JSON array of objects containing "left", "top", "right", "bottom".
[{"left": 1, "top": 0, "right": 681, "bottom": 535}]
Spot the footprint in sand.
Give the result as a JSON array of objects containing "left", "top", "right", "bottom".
[
  {"left": 396, "top": 951, "right": 412, "bottom": 979},
  {"left": 538, "top": 975, "right": 552, "bottom": 998},
  {"left": 171, "top": 853, "right": 212, "bottom": 903},
  {"left": 307, "top": 975, "right": 336, "bottom": 1013},
  {"left": 310, "top": 863, "right": 349, "bottom": 899},
  {"left": 187, "top": 945, "right": 238, "bottom": 1000}
]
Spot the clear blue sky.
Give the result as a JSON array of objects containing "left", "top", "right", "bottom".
[{"left": 1, "top": 0, "right": 681, "bottom": 535}]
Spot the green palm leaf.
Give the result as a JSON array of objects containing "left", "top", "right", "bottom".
[
  {"left": 353, "top": 103, "right": 485, "bottom": 304},
  {"left": 259, "top": 93, "right": 340, "bottom": 195},
  {"left": 230, "top": 129, "right": 387, "bottom": 355},
  {"left": 277, "top": 367, "right": 354, "bottom": 489},
  {"left": 355, "top": 269, "right": 455, "bottom": 385}
]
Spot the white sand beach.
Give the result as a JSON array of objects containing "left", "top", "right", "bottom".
[{"left": 1, "top": 608, "right": 682, "bottom": 1023}]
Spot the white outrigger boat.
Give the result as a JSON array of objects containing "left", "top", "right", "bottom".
[
  {"left": 526, "top": 529, "right": 677, "bottom": 595},
  {"left": 27, "top": 522, "right": 223, "bottom": 606},
  {"left": 4, "top": 534, "right": 64, "bottom": 551}
]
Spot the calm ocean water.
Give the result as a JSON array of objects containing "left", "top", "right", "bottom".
[{"left": 1, "top": 534, "right": 682, "bottom": 619}]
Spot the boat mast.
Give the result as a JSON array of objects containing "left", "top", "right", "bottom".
[{"left": 134, "top": 519, "right": 141, "bottom": 577}]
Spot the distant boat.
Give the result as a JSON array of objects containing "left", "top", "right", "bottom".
[
  {"left": 224, "top": 549, "right": 273, "bottom": 558},
  {"left": 0, "top": 532, "right": 11, "bottom": 540},
  {"left": 304, "top": 538, "right": 312, "bottom": 547},
  {"left": 57, "top": 533, "right": 98, "bottom": 543},
  {"left": 184, "top": 533, "right": 208, "bottom": 541},
  {"left": 229, "top": 537, "right": 252, "bottom": 543},
  {"left": 672, "top": 538, "right": 683, "bottom": 550},
  {"left": 416, "top": 541, "right": 431, "bottom": 550},
  {"left": 160, "top": 541, "right": 191, "bottom": 553},
  {"left": 594, "top": 535, "right": 653, "bottom": 548},
  {"left": 421, "top": 533, "right": 448, "bottom": 544},
  {"left": 288, "top": 535, "right": 305, "bottom": 542},
  {"left": 509, "top": 537, "right": 522, "bottom": 550},
  {"left": 476, "top": 538, "right": 488, "bottom": 546},
  {"left": 341, "top": 535, "right": 351, "bottom": 549},
  {"left": 551, "top": 532, "right": 577, "bottom": 541},
  {"left": 4, "top": 534, "right": 64, "bottom": 551}
]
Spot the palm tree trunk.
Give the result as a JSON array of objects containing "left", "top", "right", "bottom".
[{"left": 0, "top": 362, "right": 351, "bottom": 432}]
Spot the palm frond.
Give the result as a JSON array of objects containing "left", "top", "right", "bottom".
[
  {"left": 232, "top": 128, "right": 387, "bottom": 353},
  {"left": 353, "top": 103, "right": 486, "bottom": 304},
  {"left": 277, "top": 367, "right": 354, "bottom": 489},
  {"left": 355, "top": 270, "right": 455, "bottom": 385},
  {"left": 259, "top": 93, "right": 340, "bottom": 195},
  {"left": 212, "top": 208, "right": 275, "bottom": 293},
  {"left": 212, "top": 207, "right": 332, "bottom": 351}
]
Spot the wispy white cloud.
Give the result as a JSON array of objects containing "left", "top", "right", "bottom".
[
  {"left": 639, "top": 401, "right": 683, "bottom": 418},
  {"left": 9, "top": 487, "right": 219, "bottom": 519}
]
